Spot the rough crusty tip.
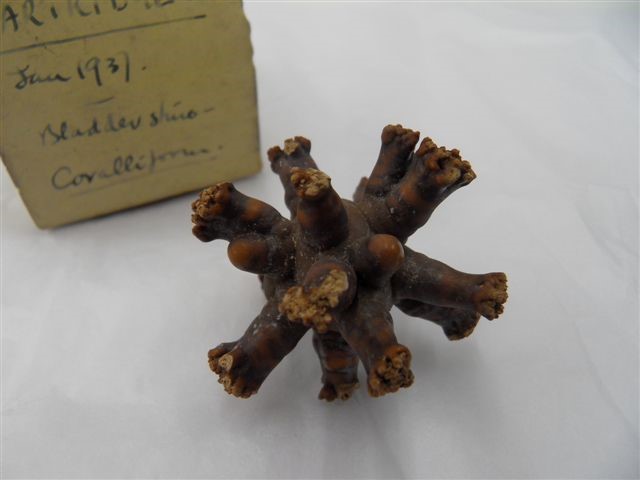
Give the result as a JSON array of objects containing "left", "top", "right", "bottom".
[
  {"left": 368, "top": 345, "right": 414, "bottom": 397},
  {"left": 279, "top": 269, "right": 350, "bottom": 333},
  {"left": 290, "top": 167, "right": 331, "bottom": 199},
  {"left": 319, "top": 382, "right": 360, "bottom": 402}
]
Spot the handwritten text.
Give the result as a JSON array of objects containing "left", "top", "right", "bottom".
[{"left": 39, "top": 100, "right": 215, "bottom": 146}]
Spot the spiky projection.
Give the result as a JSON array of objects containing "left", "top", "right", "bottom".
[{"left": 192, "top": 125, "right": 508, "bottom": 400}]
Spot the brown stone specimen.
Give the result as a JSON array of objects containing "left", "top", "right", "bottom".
[{"left": 192, "top": 125, "right": 508, "bottom": 400}]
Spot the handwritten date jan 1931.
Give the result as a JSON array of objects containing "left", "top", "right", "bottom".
[
  {"left": 51, "top": 145, "right": 216, "bottom": 191},
  {"left": 14, "top": 51, "right": 130, "bottom": 90}
]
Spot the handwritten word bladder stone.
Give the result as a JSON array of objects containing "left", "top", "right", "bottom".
[{"left": 192, "top": 125, "right": 509, "bottom": 400}]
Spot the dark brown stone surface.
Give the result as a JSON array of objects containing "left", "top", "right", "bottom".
[{"left": 192, "top": 125, "right": 508, "bottom": 400}]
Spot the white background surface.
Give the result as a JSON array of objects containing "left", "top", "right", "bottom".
[{"left": 2, "top": 2, "right": 638, "bottom": 479}]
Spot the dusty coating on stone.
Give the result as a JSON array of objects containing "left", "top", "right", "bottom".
[
  {"left": 279, "top": 269, "right": 349, "bottom": 333},
  {"left": 290, "top": 168, "right": 331, "bottom": 199},
  {"left": 368, "top": 345, "right": 414, "bottom": 397},
  {"left": 194, "top": 184, "right": 228, "bottom": 219},
  {"left": 193, "top": 124, "right": 508, "bottom": 401},
  {"left": 283, "top": 138, "right": 301, "bottom": 155}
]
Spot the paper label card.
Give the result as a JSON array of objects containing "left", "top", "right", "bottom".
[{"left": 1, "top": 0, "right": 260, "bottom": 228}]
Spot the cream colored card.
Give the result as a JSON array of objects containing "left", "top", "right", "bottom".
[{"left": 0, "top": 0, "right": 260, "bottom": 228}]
